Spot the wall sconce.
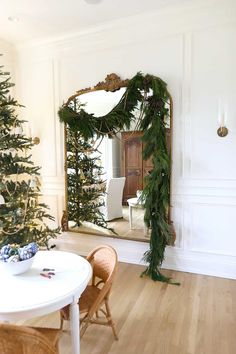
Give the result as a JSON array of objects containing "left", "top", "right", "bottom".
[
  {"left": 27, "top": 124, "right": 40, "bottom": 145},
  {"left": 217, "top": 100, "right": 228, "bottom": 137},
  {"left": 23, "top": 123, "right": 41, "bottom": 145}
]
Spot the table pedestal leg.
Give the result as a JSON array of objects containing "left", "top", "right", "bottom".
[
  {"left": 70, "top": 299, "right": 80, "bottom": 354},
  {"left": 129, "top": 205, "right": 133, "bottom": 229},
  {"left": 144, "top": 223, "right": 148, "bottom": 236}
]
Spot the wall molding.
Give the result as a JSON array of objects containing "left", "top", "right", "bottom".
[
  {"left": 182, "top": 32, "right": 193, "bottom": 178},
  {"left": 185, "top": 200, "right": 236, "bottom": 256},
  {"left": 41, "top": 175, "right": 236, "bottom": 197}
]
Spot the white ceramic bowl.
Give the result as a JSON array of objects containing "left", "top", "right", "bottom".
[{"left": 0, "top": 255, "right": 35, "bottom": 275}]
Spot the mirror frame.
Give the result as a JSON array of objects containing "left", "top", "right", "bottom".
[{"left": 59, "top": 72, "right": 175, "bottom": 283}]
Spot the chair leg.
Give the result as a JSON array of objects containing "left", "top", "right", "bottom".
[
  {"left": 80, "top": 316, "right": 90, "bottom": 338},
  {"left": 59, "top": 315, "right": 64, "bottom": 330},
  {"left": 104, "top": 299, "right": 118, "bottom": 340}
]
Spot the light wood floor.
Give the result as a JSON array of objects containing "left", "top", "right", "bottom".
[
  {"left": 21, "top": 263, "right": 236, "bottom": 354},
  {"left": 70, "top": 206, "right": 149, "bottom": 242}
]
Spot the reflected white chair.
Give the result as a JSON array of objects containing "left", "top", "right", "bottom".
[{"left": 100, "top": 177, "right": 126, "bottom": 221}]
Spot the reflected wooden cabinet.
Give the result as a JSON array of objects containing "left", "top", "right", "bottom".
[
  {"left": 121, "top": 131, "right": 152, "bottom": 204},
  {"left": 121, "top": 130, "right": 170, "bottom": 204}
]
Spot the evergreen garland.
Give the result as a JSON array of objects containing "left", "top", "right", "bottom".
[{"left": 59, "top": 72, "right": 178, "bottom": 284}]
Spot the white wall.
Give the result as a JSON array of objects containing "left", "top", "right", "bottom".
[
  {"left": 0, "top": 39, "right": 16, "bottom": 92},
  {"left": 14, "top": 0, "right": 236, "bottom": 279}
]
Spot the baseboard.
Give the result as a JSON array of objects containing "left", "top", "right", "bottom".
[
  {"left": 163, "top": 247, "right": 236, "bottom": 280},
  {"left": 55, "top": 232, "right": 236, "bottom": 280}
]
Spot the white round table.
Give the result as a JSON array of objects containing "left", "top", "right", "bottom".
[{"left": 0, "top": 250, "right": 92, "bottom": 354}]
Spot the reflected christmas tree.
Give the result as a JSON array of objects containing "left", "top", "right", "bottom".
[{"left": 66, "top": 126, "right": 108, "bottom": 229}]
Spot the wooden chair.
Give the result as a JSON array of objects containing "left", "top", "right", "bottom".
[
  {"left": 60, "top": 245, "right": 118, "bottom": 340},
  {"left": 0, "top": 323, "right": 61, "bottom": 354}
]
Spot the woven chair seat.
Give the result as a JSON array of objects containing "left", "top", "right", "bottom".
[
  {"left": 60, "top": 285, "right": 101, "bottom": 319},
  {"left": 36, "top": 327, "right": 60, "bottom": 348},
  {"left": 0, "top": 323, "right": 61, "bottom": 354}
]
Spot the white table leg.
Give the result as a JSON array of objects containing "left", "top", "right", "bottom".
[
  {"left": 70, "top": 299, "right": 80, "bottom": 354},
  {"left": 129, "top": 205, "right": 133, "bottom": 229},
  {"left": 144, "top": 222, "right": 148, "bottom": 236}
]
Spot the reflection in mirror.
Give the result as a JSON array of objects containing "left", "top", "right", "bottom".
[
  {"left": 78, "top": 89, "right": 127, "bottom": 117},
  {"left": 63, "top": 74, "right": 172, "bottom": 242}
]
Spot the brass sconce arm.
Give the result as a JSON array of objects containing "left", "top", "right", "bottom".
[{"left": 32, "top": 136, "right": 40, "bottom": 145}]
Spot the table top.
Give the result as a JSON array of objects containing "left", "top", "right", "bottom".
[
  {"left": 127, "top": 197, "right": 143, "bottom": 206},
  {"left": 0, "top": 250, "right": 92, "bottom": 319}
]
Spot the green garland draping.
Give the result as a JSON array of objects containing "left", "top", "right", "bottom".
[{"left": 58, "top": 72, "right": 178, "bottom": 284}]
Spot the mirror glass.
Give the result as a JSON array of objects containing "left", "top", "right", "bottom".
[
  {"left": 64, "top": 78, "right": 171, "bottom": 242},
  {"left": 78, "top": 89, "right": 126, "bottom": 116}
]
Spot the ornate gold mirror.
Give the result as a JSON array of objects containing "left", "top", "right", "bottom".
[
  {"left": 60, "top": 73, "right": 172, "bottom": 242},
  {"left": 59, "top": 72, "right": 175, "bottom": 282}
]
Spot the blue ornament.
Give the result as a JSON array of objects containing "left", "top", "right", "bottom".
[
  {"left": 25, "top": 242, "right": 38, "bottom": 255},
  {"left": 1, "top": 254, "right": 10, "bottom": 262},
  {"left": 0, "top": 245, "right": 11, "bottom": 256},
  {"left": 18, "top": 248, "right": 33, "bottom": 261},
  {"left": 8, "top": 255, "right": 20, "bottom": 263}
]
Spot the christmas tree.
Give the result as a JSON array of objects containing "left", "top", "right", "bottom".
[
  {"left": 66, "top": 126, "right": 108, "bottom": 230},
  {"left": 0, "top": 58, "right": 60, "bottom": 248}
]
